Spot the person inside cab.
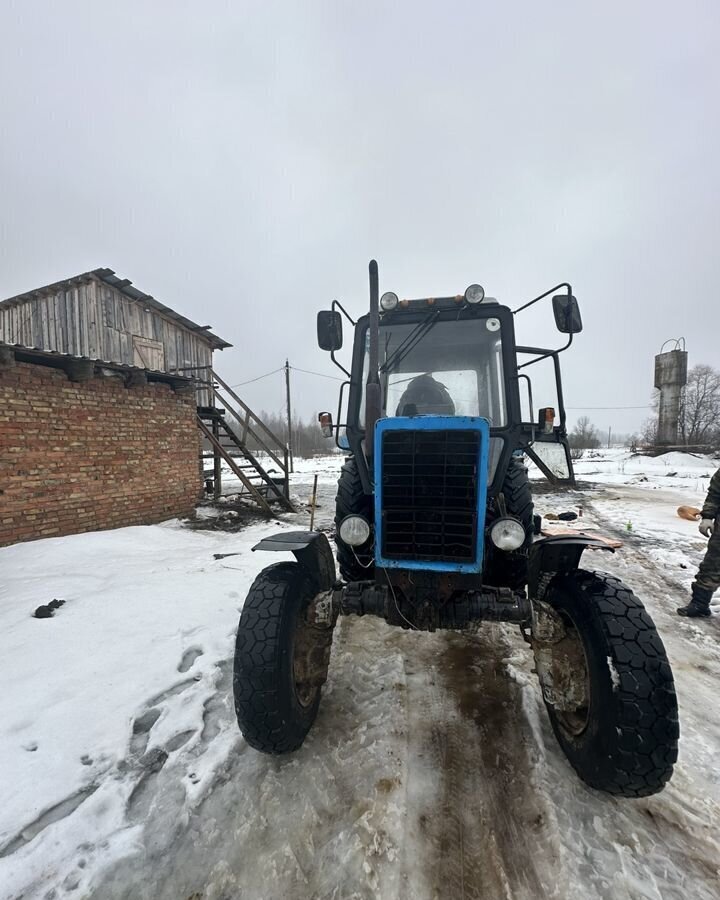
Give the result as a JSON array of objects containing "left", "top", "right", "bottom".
[{"left": 395, "top": 373, "right": 455, "bottom": 417}]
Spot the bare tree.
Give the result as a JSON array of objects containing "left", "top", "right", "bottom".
[
  {"left": 242, "top": 411, "right": 335, "bottom": 458},
  {"left": 679, "top": 364, "right": 720, "bottom": 447},
  {"left": 569, "top": 416, "right": 601, "bottom": 449},
  {"left": 641, "top": 416, "right": 658, "bottom": 446}
]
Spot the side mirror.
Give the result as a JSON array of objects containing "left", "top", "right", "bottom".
[
  {"left": 317, "top": 310, "right": 343, "bottom": 351},
  {"left": 552, "top": 295, "right": 583, "bottom": 334}
]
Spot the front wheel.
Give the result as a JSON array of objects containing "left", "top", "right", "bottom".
[
  {"left": 536, "top": 570, "right": 679, "bottom": 797},
  {"left": 233, "top": 562, "right": 326, "bottom": 753}
]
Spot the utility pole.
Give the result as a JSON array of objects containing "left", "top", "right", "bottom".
[
  {"left": 285, "top": 359, "right": 294, "bottom": 473},
  {"left": 608, "top": 426, "right": 612, "bottom": 449}
]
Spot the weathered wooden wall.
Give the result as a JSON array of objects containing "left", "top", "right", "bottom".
[{"left": 0, "top": 277, "right": 213, "bottom": 377}]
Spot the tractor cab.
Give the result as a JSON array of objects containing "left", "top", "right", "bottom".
[{"left": 318, "top": 277, "right": 582, "bottom": 498}]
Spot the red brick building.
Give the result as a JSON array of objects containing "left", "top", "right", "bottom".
[{"left": 0, "top": 270, "right": 231, "bottom": 546}]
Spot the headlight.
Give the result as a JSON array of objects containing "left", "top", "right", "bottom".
[
  {"left": 464, "top": 284, "right": 485, "bottom": 304},
  {"left": 489, "top": 517, "right": 526, "bottom": 551},
  {"left": 380, "top": 291, "right": 399, "bottom": 311},
  {"left": 339, "top": 515, "right": 371, "bottom": 547}
]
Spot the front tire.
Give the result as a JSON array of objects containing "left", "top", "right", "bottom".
[
  {"left": 487, "top": 457, "right": 534, "bottom": 588},
  {"left": 335, "top": 457, "right": 374, "bottom": 582},
  {"left": 233, "top": 562, "right": 322, "bottom": 753},
  {"left": 540, "top": 570, "right": 679, "bottom": 797}
]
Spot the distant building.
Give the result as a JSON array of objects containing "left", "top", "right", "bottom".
[{"left": 654, "top": 341, "right": 688, "bottom": 446}]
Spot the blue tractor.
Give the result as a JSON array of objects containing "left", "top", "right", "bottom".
[{"left": 233, "top": 261, "right": 678, "bottom": 797}]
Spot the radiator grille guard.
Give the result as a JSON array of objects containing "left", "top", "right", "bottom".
[{"left": 374, "top": 416, "right": 490, "bottom": 573}]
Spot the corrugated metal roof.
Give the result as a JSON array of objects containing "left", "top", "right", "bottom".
[{"left": 0, "top": 268, "right": 232, "bottom": 350}]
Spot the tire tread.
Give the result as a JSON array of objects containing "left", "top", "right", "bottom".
[
  {"left": 233, "top": 562, "right": 319, "bottom": 753},
  {"left": 548, "top": 570, "right": 679, "bottom": 797}
]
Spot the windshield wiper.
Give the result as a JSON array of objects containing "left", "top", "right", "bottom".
[{"left": 380, "top": 310, "right": 441, "bottom": 375}]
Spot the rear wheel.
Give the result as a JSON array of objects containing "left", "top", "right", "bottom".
[
  {"left": 538, "top": 570, "right": 679, "bottom": 797},
  {"left": 335, "top": 457, "right": 374, "bottom": 582},
  {"left": 233, "top": 562, "right": 323, "bottom": 753}
]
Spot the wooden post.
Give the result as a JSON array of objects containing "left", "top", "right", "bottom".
[
  {"left": 283, "top": 446, "right": 290, "bottom": 499},
  {"left": 309, "top": 474, "right": 319, "bottom": 531},
  {"left": 212, "top": 417, "right": 222, "bottom": 500}
]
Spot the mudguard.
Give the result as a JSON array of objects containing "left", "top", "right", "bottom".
[
  {"left": 252, "top": 531, "right": 337, "bottom": 591},
  {"left": 528, "top": 533, "right": 618, "bottom": 600}
]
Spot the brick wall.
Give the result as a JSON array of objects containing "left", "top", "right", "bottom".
[{"left": 0, "top": 361, "right": 202, "bottom": 546}]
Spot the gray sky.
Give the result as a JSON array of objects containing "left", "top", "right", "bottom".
[{"left": 1, "top": 1, "right": 718, "bottom": 436}]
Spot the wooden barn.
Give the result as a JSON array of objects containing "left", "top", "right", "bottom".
[
  {"left": 0, "top": 268, "right": 231, "bottom": 402},
  {"left": 0, "top": 268, "right": 293, "bottom": 526}
]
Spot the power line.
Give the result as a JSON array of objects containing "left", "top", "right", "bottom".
[
  {"left": 566, "top": 405, "right": 652, "bottom": 410},
  {"left": 229, "top": 367, "right": 283, "bottom": 389},
  {"left": 290, "top": 365, "right": 345, "bottom": 382},
  {"left": 229, "top": 364, "right": 344, "bottom": 390}
]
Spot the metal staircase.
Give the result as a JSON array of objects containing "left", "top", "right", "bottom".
[{"left": 195, "top": 369, "right": 294, "bottom": 515}]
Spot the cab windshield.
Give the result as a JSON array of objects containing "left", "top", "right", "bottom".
[{"left": 361, "top": 314, "right": 507, "bottom": 427}]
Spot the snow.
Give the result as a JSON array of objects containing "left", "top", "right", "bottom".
[
  {"left": 0, "top": 519, "right": 301, "bottom": 898},
  {"left": 606, "top": 656, "right": 621, "bottom": 692},
  {"left": 2, "top": 450, "right": 720, "bottom": 898},
  {"left": 567, "top": 447, "right": 716, "bottom": 493}
]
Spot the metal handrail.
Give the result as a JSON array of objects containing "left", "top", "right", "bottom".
[
  {"left": 210, "top": 369, "right": 287, "bottom": 454},
  {"left": 213, "top": 387, "right": 285, "bottom": 472}
]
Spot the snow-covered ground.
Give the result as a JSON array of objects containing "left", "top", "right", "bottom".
[{"left": 2, "top": 450, "right": 720, "bottom": 899}]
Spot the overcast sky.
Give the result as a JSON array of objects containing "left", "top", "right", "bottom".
[{"left": 1, "top": 1, "right": 718, "bottom": 436}]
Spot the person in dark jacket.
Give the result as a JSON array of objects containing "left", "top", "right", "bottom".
[
  {"left": 677, "top": 467, "right": 720, "bottom": 617},
  {"left": 395, "top": 373, "right": 455, "bottom": 417}
]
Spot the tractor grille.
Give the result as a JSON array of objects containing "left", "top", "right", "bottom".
[{"left": 380, "top": 429, "right": 480, "bottom": 563}]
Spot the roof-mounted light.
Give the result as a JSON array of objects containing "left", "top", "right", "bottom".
[
  {"left": 464, "top": 284, "right": 485, "bottom": 304},
  {"left": 380, "top": 291, "right": 399, "bottom": 311}
]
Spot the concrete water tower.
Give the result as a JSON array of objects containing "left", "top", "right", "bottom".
[{"left": 654, "top": 338, "right": 688, "bottom": 446}]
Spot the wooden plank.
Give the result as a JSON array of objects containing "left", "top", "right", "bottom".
[
  {"left": 102, "top": 286, "right": 114, "bottom": 328},
  {"left": 118, "top": 329, "right": 130, "bottom": 363},
  {"left": 63, "top": 291, "right": 75, "bottom": 353},
  {"left": 37, "top": 297, "right": 44, "bottom": 347},
  {"left": 31, "top": 297, "right": 42, "bottom": 348},
  {"left": 55, "top": 291, "right": 62, "bottom": 349},
  {"left": 72, "top": 287, "right": 80, "bottom": 353},
  {"left": 120, "top": 294, "right": 130, "bottom": 332},
  {"left": 87, "top": 280, "right": 98, "bottom": 358},
  {"left": 165, "top": 325, "right": 178, "bottom": 370},
  {"left": 78, "top": 284, "right": 87, "bottom": 356}
]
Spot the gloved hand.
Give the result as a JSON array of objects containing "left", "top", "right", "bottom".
[{"left": 699, "top": 518, "right": 715, "bottom": 538}]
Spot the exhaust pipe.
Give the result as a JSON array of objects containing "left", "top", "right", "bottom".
[{"left": 365, "top": 259, "right": 381, "bottom": 448}]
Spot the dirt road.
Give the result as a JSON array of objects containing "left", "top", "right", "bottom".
[{"left": 87, "top": 477, "right": 720, "bottom": 900}]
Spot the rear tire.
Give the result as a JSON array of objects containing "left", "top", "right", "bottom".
[
  {"left": 233, "top": 562, "right": 321, "bottom": 753},
  {"left": 335, "top": 457, "right": 374, "bottom": 582},
  {"left": 541, "top": 570, "right": 679, "bottom": 797}
]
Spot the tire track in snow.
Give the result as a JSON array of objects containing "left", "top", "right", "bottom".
[
  {"left": 80, "top": 476, "right": 720, "bottom": 899},
  {"left": 397, "top": 625, "right": 561, "bottom": 900}
]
